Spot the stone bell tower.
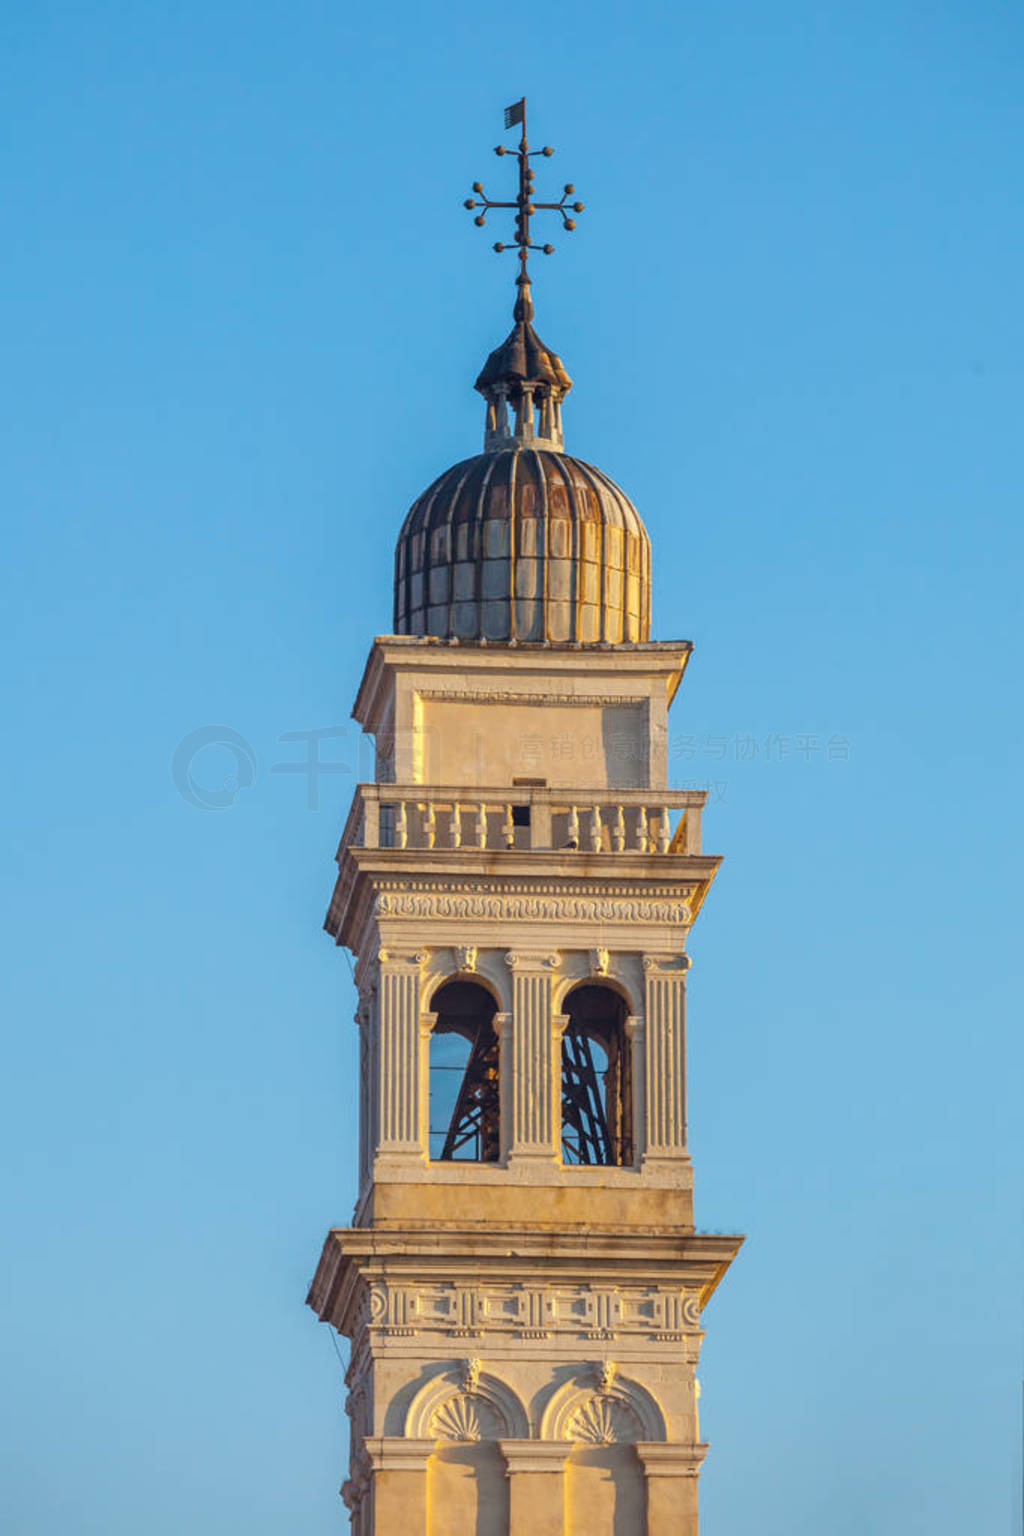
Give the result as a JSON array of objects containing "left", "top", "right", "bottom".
[{"left": 307, "top": 101, "right": 742, "bottom": 1536}]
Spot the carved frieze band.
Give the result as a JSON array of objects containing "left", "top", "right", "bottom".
[
  {"left": 357, "top": 1280, "right": 702, "bottom": 1344},
  {"left": 376, "top": 890, "right": 692, "bottom": 925},
  {"left": 417, "top": 689, "right": 644, "bottom": 709}
]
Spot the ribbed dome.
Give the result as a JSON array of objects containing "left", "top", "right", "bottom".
[{"left": 393, "top": 447, "right": 651, "bottom": 644}]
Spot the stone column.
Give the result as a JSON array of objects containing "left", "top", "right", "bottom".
[
  {"left": 493, "top": 1012, "right": 513, "bottom": 1162},
  {"left": 625, "top": 1014, "right": 645, "bottom": 1164},
  {"left": 500, "top": 1440, "right": 568, "bottom": 1536},
  {"left": 375, "top": 948, "right": 428, "bottom": 1165},
  {"left": 418, "top": 1010, "right": 437, "bottom": 1157},
  {"left": 356, "top": 992, "right": 374, "bottom": 1192},
  {"left": 363, "top": 1437, "right": 433, "bottom": 1536},
  {"left": 641, "top": 954, "right": 690, "bottom": 1164},
  {"left": 635, "top": 1442, "right": 706, "bottom": 1536},
  {"left": 505, "top": 951, "right": 562, "bottom": 1163}
]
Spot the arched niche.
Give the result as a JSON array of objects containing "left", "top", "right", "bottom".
[
  {"left": 539, "top": 1368, "right": 666, "bottom": 1444},
  {"left": 429, "top": 980, "right": 501, "bottom": 1163},
  {"left": 560, "top": 983, "right": 634, "bottom": 1167},
  {"left": 405, "top": 1364, "right": 530, "bottom": 1441}
]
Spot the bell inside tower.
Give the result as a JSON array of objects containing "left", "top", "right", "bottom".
[
  {"left": 560, "top": 983, "right": 634, "bottom": 1168},
  {"left": 429, "top": 979, "right": 501, "bottom": 1164}
]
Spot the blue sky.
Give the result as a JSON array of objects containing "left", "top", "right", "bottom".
[{"left": 2, "top": 2, "right": 1022, "bottom": 1532}]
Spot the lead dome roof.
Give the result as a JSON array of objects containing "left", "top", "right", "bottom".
[{"left": 392, "top": 278, "right": 652, "bottom": 645}]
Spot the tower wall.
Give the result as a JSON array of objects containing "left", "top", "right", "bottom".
[{"left": 309, "top": 638, "right": 741, "bottom": 1535}]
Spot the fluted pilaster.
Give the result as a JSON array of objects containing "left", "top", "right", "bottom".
[
  {"left": 375, "top": 948, "right": 428, "bottom": 1158},
  {"left": 505, "top": 951, "right": 561, "bottom": 1159},
  {"left": 642, "top": 954, "right": 690, "bottom": 1158}
]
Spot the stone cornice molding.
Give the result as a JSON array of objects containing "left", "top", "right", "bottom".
[
  {"left": 302, "top": 1222, "right": 736, "bottom": 1345},
  {"left": 330, "top": 858, "right": 719, "bottom": 953}
]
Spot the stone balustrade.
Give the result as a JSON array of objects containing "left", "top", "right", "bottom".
[{"left": 343, "top": 783, "right": 704, "bottom": 856}]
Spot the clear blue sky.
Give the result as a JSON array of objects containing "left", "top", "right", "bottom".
[{"left": 2, "top": 3, "right": 1022, "bottom": 1532}]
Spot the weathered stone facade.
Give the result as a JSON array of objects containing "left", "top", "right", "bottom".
[{"left": 307, "top": 638, "right": 742, "bottom": 1533}]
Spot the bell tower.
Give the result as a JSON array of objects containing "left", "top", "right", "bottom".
[{"left": 307, "top": 101, "right": 742, "bottom": 1536}]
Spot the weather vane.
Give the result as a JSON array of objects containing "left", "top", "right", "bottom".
[{"left": 463, "top": 97, "right": 584, "bottom": 299}]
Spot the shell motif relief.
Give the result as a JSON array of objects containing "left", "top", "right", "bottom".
[
  {"left": 429, "top": 1393, "right": 502, "bottom": 1443},
  {"left": 565, "top": 1396, "right": 637, "bottom": 1446}
]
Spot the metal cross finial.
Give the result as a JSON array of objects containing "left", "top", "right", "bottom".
[{"left": 463, "top": 97, "right": 584, "bottom": 311}]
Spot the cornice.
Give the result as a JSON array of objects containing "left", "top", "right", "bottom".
[
  {"left": 326, "top": 852, "right": 719, "bottom": 950},
  {"left": 308, "top": 1226, "right": 743, "bottom": 1336}
]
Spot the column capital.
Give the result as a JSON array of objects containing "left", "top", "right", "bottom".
[
  {"left": 642, "top": 953, "right": 691, "bottom": 975},
  {"left": 498, "top": 1439, "right": 569, "bottom": 1474},
  {"left": 363, "top": 1436, "right": 436, "bottom": 1472},
  {"left": 635, "top": 1441, "right": 707, "bottom": 1478},
  {"left": 377, "top": 947, "right": 431, "bottom": 969},
  {"left": 505, "top": 949, "right": 561, "bottom": 972},
  {"left": 419, "top": 1010, "right": 438, "bottom": 1038}
]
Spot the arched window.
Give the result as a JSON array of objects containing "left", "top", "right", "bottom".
[
  {"left": 429, "top": 981, "right": 500, "bottom": 1163},
  {"left": 561, "top": 984, "right": 633, "bottom": 1167}
]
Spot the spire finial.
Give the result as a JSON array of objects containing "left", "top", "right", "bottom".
[{"left": 463, "top": 97, "right": 585, "bottom": 317}]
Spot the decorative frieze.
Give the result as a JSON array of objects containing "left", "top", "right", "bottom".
[
  {"left": 416, "top": 689, "right": 644, "bottom": 708},
  {"left": 354, "top": 1278, "right": 703, "bottom": 1345},
  {"left": 376, "top": 888, "right": 692, "bottom": 925}
]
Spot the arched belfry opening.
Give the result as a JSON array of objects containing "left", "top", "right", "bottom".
[
  {"left": 561, "top": 984, "right": 634, "bottom": 1167},
  {"left": 429, "top": 980, "right": 500, "bottom": 1163}
]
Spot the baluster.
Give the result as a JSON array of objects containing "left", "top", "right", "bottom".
[
  {"left": 635, "top": 804, "right": 648, "bottom": 852},
  {"left": 589, "top": 805, "right": 602, "bottom": 852},
  {"left": 476, "top": 802, "right": 488, "bottom": 849},
  {"left": 567, "top": 805, "right": 580, "bottom": 849},
  {"left": 502, "top": 804, "right": 515, "bottom": 849},
  {"left": 657, "top": 806, "right": 670, "bottom": 854},
  {"left": 423, "top": 801, "right": 436, "bottom": 850},
  {"left": 613, "top": 805, "right": 626, "bottom": 853},
  {"left": 395, "top": 800, "right": 408, "bottom": 850},
  {"left": 450, "top": 802, "right": 462, "bottom": 849}
]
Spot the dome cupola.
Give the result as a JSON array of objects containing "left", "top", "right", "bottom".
[
  {"left": 393, "top": 111, "right": 652, "bottom": 645},
  {"left": 393, "top": 278, "right": 651, "bottom": 645}
]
